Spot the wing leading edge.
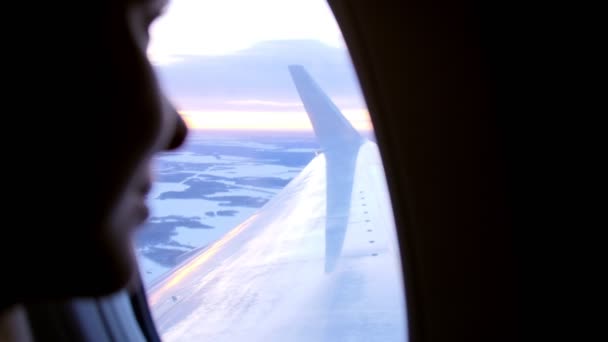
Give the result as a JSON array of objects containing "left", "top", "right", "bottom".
[{"left": 148, "top": 66, "right": 407, "bottom": 341}]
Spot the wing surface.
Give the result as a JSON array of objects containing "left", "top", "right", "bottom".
[{"left": 147, "top": 66, "right": 407, "bottom": 342}]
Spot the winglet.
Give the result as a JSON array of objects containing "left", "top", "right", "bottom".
[
  {"left": 289, "top": 65, "right": 363, "bottom": 272},
  {"left": 288, "top": 65, "right": 363, "bottom": 153}
]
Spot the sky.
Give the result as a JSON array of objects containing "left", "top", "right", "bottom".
[{"left": 147, "top": 0, "right": 371, "bottom": 131}]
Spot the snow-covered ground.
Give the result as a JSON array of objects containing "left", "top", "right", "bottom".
[
  {"left": 156, "top": 153, "right": 251, "bottom": 164},
  {"left": 200, "top": 163, "right": 298, "bottom": 179},
  {"left": 134, "top": 132, "right": 317, "bottom": 288}
]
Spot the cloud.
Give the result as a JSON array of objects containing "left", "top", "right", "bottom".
[
  {"left": 225, "top": 100, "right": 303, "bottom": 108},
  {"left": 147, "top": 0, "right": 344, "bottom": 57},
  {"left": 152, "top": 40, "right": 367, "bottom": 112}
]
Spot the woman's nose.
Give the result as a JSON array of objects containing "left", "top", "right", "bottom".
[{"left": 165, "top": 100, "right": 189, "bottom": 150}]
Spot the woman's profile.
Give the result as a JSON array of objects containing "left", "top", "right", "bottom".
[{"left": 1, "top": 1, "right": 188, "bottom": 340}]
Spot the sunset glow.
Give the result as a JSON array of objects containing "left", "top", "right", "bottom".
[
  {"left": 148, "top": 0, "right": 370, "bottom": 133},
  {"left": 179, "top": 109, "right": 372, "bottom": 131}
]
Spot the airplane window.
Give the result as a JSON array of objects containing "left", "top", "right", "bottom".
[{"left": 134, "top": 0, "right": 407, "bottom": 341}]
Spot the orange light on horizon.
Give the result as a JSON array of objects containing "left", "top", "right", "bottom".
[
  {"left": 178, "top": 109, "right": 373, "bottom": 131},
  {"left": 148, "top": 214, "right": 259, "bottom": 307}
]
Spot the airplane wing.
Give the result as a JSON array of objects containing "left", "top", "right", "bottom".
[{"left": 147, "top": 66, "right": 408, "bottom": 342}]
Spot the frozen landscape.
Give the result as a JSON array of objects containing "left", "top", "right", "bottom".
[{"left": 134, "top": 130, "right": 320, "bottom": 287}]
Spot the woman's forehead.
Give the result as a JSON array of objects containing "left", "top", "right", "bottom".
[
  {"left": 126, "top": 0, "right": 170, "bottom": 18},
  {"left": 126, "top": 0, "right": 169, "bottom": 7}
]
